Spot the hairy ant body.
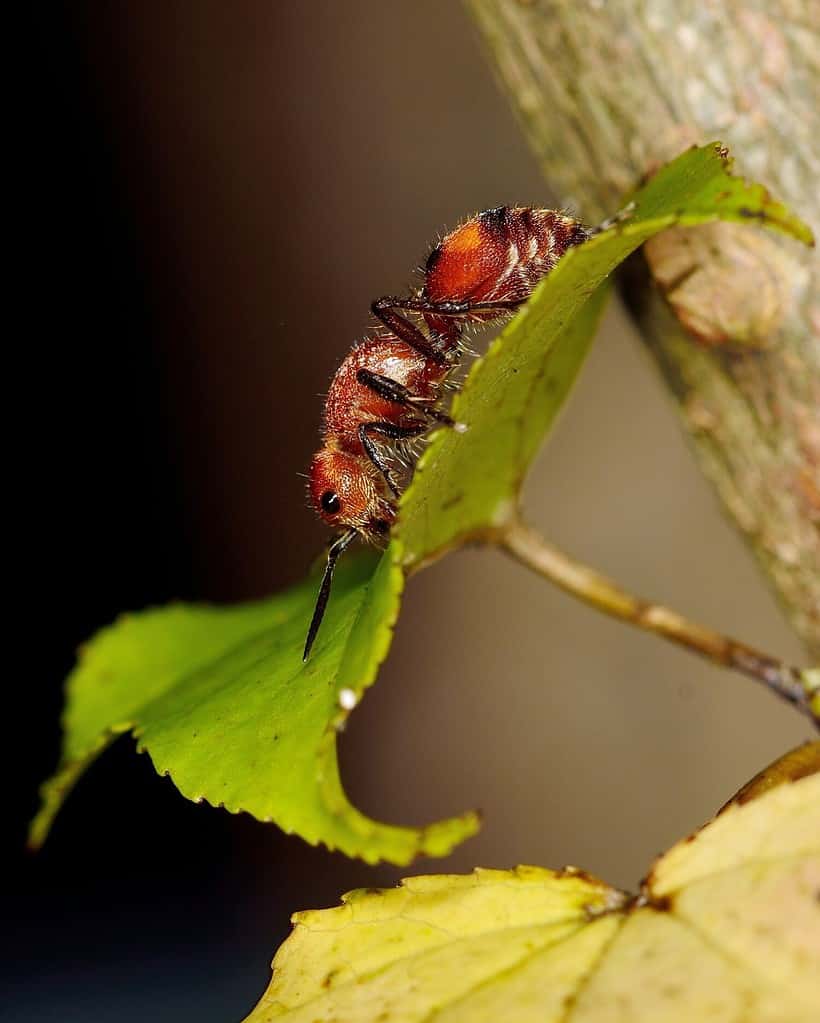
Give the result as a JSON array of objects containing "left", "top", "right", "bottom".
[{"left": 304, "top": 206, "right": 592, "bottom": 659}]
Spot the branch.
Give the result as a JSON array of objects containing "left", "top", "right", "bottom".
[
  {"left": 499, "top": 518, "right": 819, "bottom": 728},
  {"left": 467, "top": 0, "right": 820, "bottom": 657}
]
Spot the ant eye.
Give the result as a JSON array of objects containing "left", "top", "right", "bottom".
[{"left": 320, "top": 490, "right": 341, "bottom": 515}]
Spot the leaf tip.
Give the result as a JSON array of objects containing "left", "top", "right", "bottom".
[{"left": 415, "top": 808, "right": 482, "bottom": 860}]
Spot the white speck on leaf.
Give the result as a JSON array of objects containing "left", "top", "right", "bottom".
[{"left": 338, "top": 688, "right": 358, "bottom": 711}]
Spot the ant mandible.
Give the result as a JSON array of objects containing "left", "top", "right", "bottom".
[{"left": 303, "top": 206, "right": 597, "bottom": 660}]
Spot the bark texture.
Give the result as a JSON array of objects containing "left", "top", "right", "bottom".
[{"left": 467, "top": 0, "right": 820, "bottom": 656}]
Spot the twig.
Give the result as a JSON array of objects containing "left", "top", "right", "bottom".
[{"left": 498, "top": 517, "right": 819, "bottom": 729}]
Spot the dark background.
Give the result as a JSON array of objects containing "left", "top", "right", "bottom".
[{"left": 10, "top": 4, "right": 808, "bottom": 1021}]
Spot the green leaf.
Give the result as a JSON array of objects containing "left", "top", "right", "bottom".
[
  {"left": 31, "top": 550, "right": 479, "bottom": 863},
  {"left": 243, "top": 744, "right": 820, "bottom": 1022},
  {"left": 32, "top": 144, "right": 815, "bottom": 863}
]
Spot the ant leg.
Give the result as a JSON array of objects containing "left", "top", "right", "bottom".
[
  {"left": 373, "top": 295, "right": 524, "bottom": 346},
  {"left": 359, "top": 421, "right": 427, "bottom": 498},
  {"left": 356, "top": 369, "right": 454, "bottom": 426},
  {"left": 378, "top": 296, "right": 524, "bottom": 320},
  {"left": 371, "top": 298, "right": 452, "bottom": 364},
  {"left": 372, "top": 296, "right": 525, "bottom": 362},
  {"left": 398, "top": 296, "right": 523, "bottom": 317}
]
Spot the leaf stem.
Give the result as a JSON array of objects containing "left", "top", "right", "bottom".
[{"left": 498, "top": 517, "right": 819, "bottom": 729}]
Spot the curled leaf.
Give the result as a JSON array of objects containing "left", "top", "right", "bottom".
[{"left": 30, "top": 552, "right": 478, "bottom": 864}]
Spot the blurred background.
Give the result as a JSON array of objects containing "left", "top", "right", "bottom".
[{"left": 10, "top": 3, "right": 809, "bottom": 1020}]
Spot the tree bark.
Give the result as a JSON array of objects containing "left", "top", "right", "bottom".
[{"left": 467, "top": 0, "right": 820, "bottom": 657}]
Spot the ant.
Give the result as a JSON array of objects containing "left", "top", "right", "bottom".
[{"left": 303, "top": 205, "right": 619, "bottom": 660}]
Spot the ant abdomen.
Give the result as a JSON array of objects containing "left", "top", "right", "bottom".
[{"left": 423, "top": 206, "right": 588, "bottom": 320}]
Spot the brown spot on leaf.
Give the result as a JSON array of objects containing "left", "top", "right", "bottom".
[
  {"left": 738, "top": 206, "right": 765, "bottom": 221},
  {"left": 441, "top": 492, "right": 464, "bottom": 511}
]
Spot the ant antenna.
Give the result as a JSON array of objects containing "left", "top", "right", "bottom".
[{"left": 303, "top": 529, "right": 358, "bottom": 661}]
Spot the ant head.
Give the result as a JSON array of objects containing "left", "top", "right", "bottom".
[{"left": 308, "top": 448, "right": 395, "bottom": 539}]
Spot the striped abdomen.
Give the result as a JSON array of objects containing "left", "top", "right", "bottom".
[{"left": 423, "top": 206, "right": 588, "bottom": 314}]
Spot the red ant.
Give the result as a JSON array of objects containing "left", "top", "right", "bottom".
[{"left": 303, "top": 206, "right": 603, "bottom": 660}]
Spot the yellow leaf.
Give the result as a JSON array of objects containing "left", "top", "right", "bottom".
[{"left": 244, "top": 744, "right": 820, "bottom": 1022}]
